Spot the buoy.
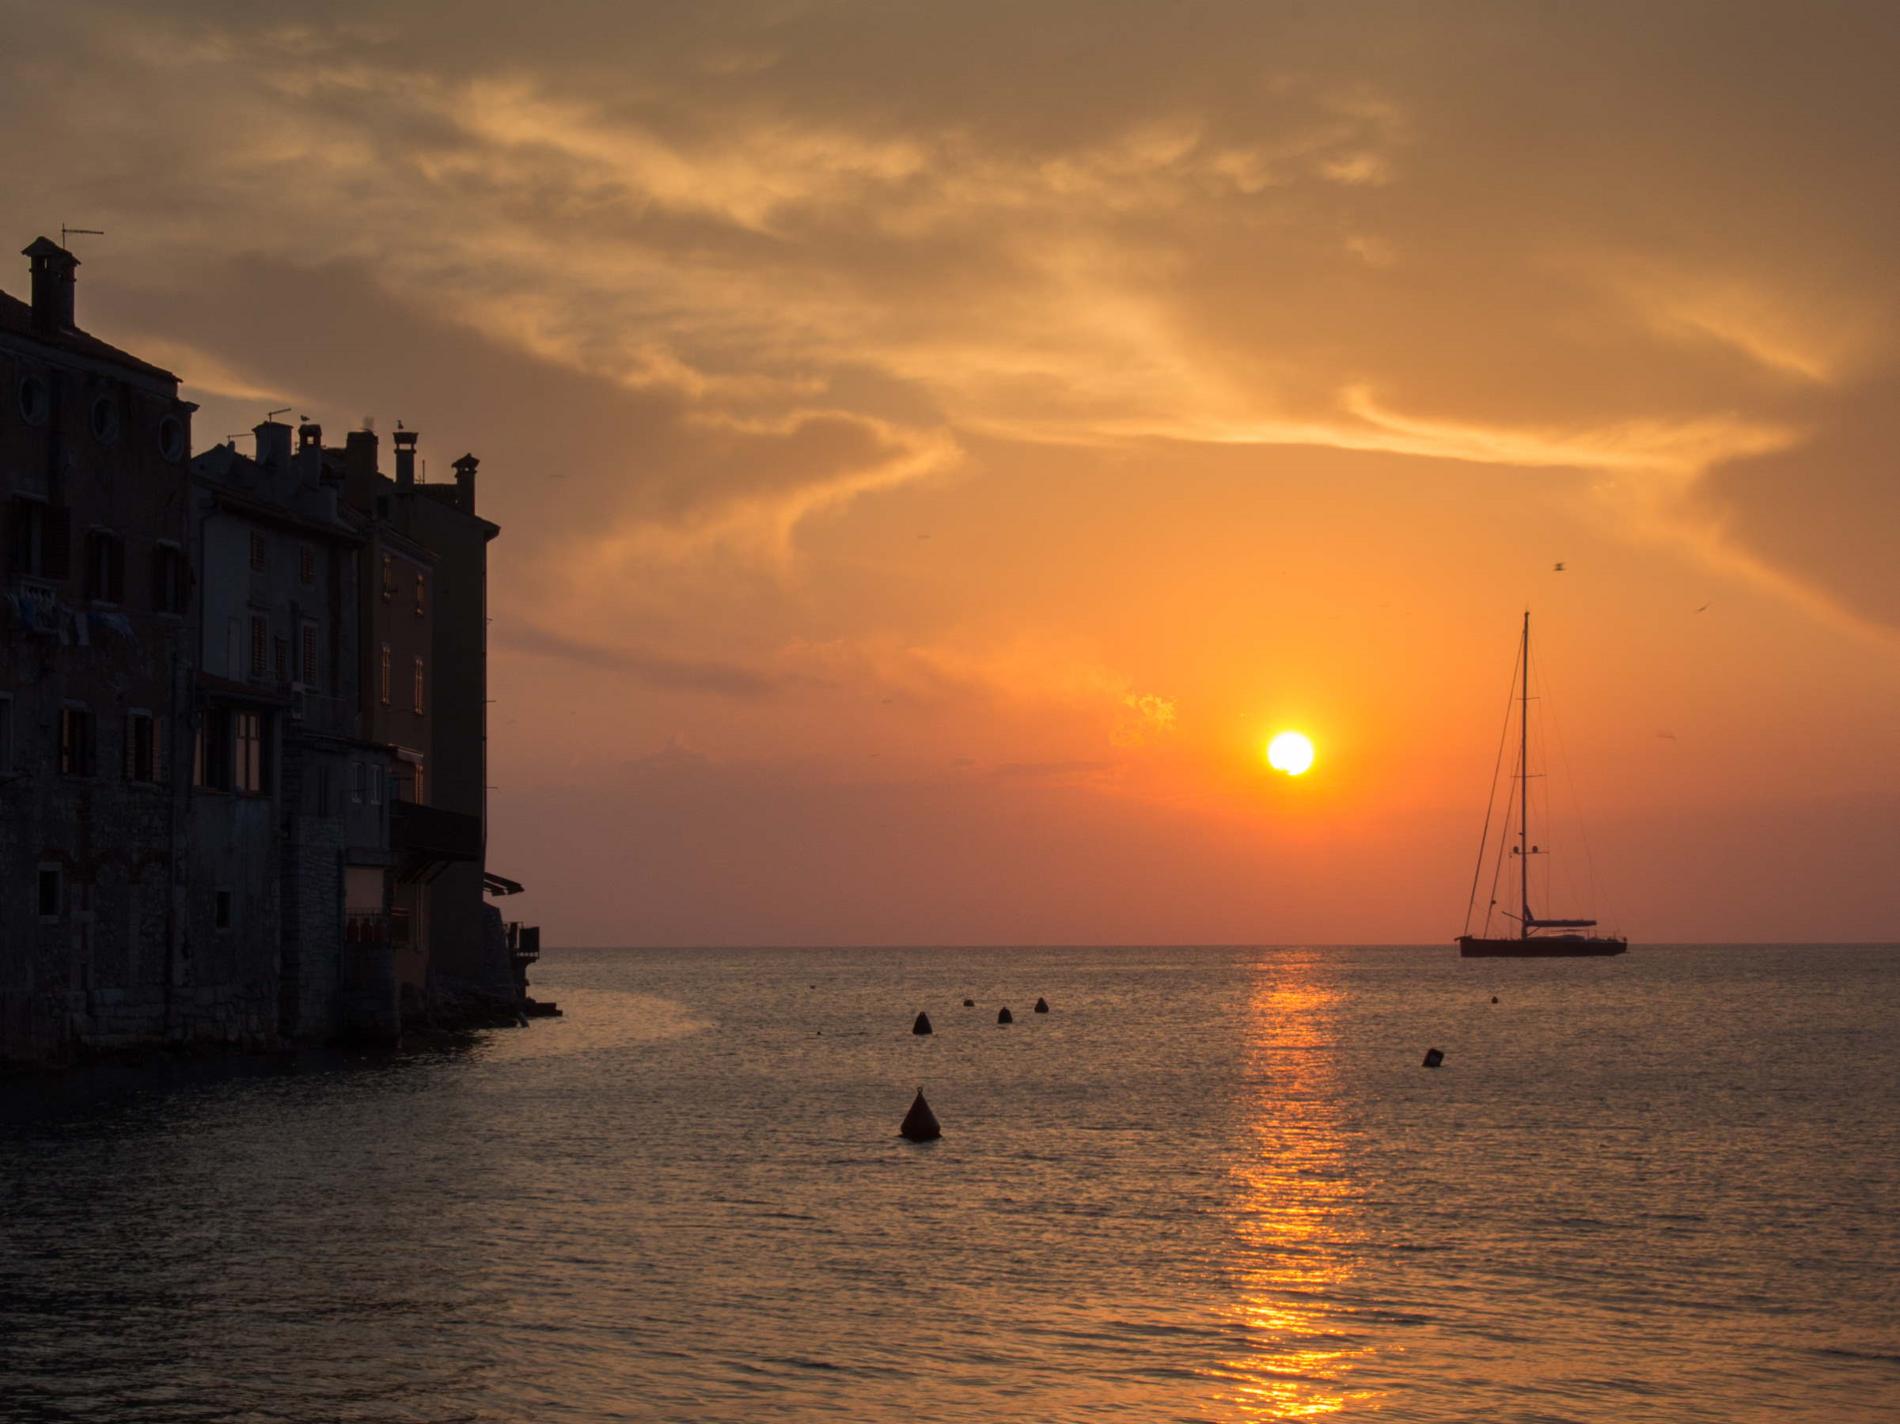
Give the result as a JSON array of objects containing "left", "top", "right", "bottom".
[
  {"left": 900, "top": 1089, "right": 941, "bottom": 1142},
  {"left": 963, "top": 998, "right": 975, "bottom": 1007},
  {"left": 912, "top": 1011, "right": 933, "bottom": 1035},
  {"left": 1034, "top": 997, "right": 1049, "bottom": 1014},
  {"left": 1422, "top": 1047, "right": 1444, "bottom": 1068},
  {"left": 997, "top": 1007, "right": 1013, "bottom": 1024},
  {"left": 1491, "top": 996, "right": 1499, "bottom": 1004}
]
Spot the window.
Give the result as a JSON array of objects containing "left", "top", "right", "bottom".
[
  {"left": 38, "top": 864, "right": 63, "bottom": 921},
  {"left": 380, "top": 643, "right": 391, "bottom": 705},
  {"left": 157, "top": 413, "right": 185, "bottom": 462},
  {"left": 300, "top": 621, "right": 319, "bottom": 687},
  {"left": 274, "top": 637, "right": 289, "bottom": 683},
  {"left": 18, "top": 374, "right": 49, "bottom": 425},
  {"left": 89, "top": 394, "right": 119, "bottom": 445},
  {"left": 350, "top": 760, "right": 365, "bottom": 805},
  {"left": 194, "top": 707, "right": 231, "bottom": 791},
  {"left": 126, "top": 711, "right": 160, "bottom": 782},
  {"left": 369, "top": 763, "right": 383, "bottom": 806},
  {"left": 59, "top": 705, "right": 96, "bottom": 776},
  {"left": 214, "top": 889, "right": 232, "bottom": 931},
  {"left": 152, "top": 543, "right": 186, "bottom": 613},
  {"left": 299, "top": 544, "right": 316, "bottom": 585},
  {"left": 414, "top": 572, "right": 426, "bottom": 616},
  {"left": 381, "top": 554, "right": 394, "bottom": 602},
  {"left": 6, "top": 498, "right": 68, "bottom": 580},
  {"left": 234, "top": 711, "right": 265, "bottom": 794},
  {"left": 85, "top": 531, "right": 126, "bottom": 603},
  {"left": 409, "top": 761, "right": 424, "bottom": 805},
  {"left": 250, "top": 614, "right": 269, "bottom": 677},
  {"left": 249, "top": 530, "right": 267, "bottom": 571},
  {"left": 412, "top": 657, "right": 425, "bottom": 714}
]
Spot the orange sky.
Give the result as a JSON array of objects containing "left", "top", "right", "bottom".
[{"left": 8, "top": 1, "right": 1897, "bottom": 942}]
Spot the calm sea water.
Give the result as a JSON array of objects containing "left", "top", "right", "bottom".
[{"left": 3, "top": 945, "right": 1898, "bottom": 1422}]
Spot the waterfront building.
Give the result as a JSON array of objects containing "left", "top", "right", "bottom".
[
  {"left": 0, "top": 237, "right": 534, "bottom": 1064},
  {"left": 189, "top": 421, "right": 398, "bottom": 1041},
  {"left": 0, "top": 238, "right": 229, "bottom": 1056}
]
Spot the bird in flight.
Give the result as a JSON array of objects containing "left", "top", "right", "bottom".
[
  {"left": 1695, "top": 602, "right": 1710, "bottom": 613},
  {"left": 1553, "top": 561, "right": 1566, "bottom": 572}
]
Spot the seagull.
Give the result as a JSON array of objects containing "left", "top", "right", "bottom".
[
  {"left": 1695, "top": 602, "right": 1710, "bottom": 613},
  {"left": 1553, "top": 561, "right": 1566, "bottom": 572},
  {"left": 1657, "top": 731, "right": 1678, "bottom": 741}
]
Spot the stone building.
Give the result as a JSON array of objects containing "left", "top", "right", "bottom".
[
  {"left": 189, "top": 421, "right": 397, "bottom": 1042},
  {"left": 340, "top": 427, "right": 514, "bottom": 1019},
  {"left": 0, "top": 236, "right": 534, "bottom": 1065},
  {"left": 0, "top": 237, "right": 251, "bottom": 1057}
]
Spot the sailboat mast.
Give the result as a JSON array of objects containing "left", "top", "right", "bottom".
[{"left": 1519, "top": 609, "right": 1530, "bottom": 939}]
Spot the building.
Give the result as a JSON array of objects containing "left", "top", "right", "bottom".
[
  {"left": 0, "top": 237, "right": 535, "bottom": 1066},
  {"left": 0, "top": 237, "right": 263, "bottom": 1057},
  {"left": 189, "top": 420, "right": 397, "bottom": 1042},
  {"left": 341, "top": 426, "right": 517, "bottom": 1021}
]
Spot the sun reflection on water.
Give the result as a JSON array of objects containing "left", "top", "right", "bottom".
[{"left": 1210, "top": 954, "right": 1377, "bottom": 1419}]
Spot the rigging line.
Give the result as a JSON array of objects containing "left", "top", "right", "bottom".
[
  {"left": 1464, "top": 636, "right": 1520, "bottom": 936},
  {"left": 1536, "top": 649, "right": 1605, "bottom": 918}
]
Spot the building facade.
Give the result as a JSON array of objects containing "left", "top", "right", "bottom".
[{"left": 0, "top": 237, "right": 531, "bottom": 1066}]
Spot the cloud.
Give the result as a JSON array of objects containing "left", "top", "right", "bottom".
[{"left": 492, "top": 623, "right": 787, "bottom": 699}]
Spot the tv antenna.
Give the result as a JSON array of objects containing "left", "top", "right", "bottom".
[
  {"left": 266, "top": 406, "right": 292, "bottom": 423},
  {"left": 61, "top": 226, "right": 105, "bottom": 248}
]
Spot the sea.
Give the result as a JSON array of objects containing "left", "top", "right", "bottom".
[{"left": 2, "top": 944, "right": 1897, "bottom": 1423}]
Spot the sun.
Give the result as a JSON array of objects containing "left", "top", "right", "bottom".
[{"left": 1266, "top": 730, "right": 1316, "bottom": 776}]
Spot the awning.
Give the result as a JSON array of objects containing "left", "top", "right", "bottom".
[{"left": 484, "top": 871, "right": 525, "bottom": 897}]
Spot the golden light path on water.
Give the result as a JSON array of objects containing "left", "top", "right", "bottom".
[{"left": 1209, "top": 955, "right": 1377, "bottom": 1418}]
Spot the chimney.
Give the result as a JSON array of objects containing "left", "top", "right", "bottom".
[
  {"left": 23, "top": 237, "right": 78, "bottom": 332},
  {"left": 254, "top": 420, "right": 292, "bottom": 468},
  {"left": 296, "top": 420, "right": 324, "bottom": 489},
  {"left": 393, "top": 428, "right": 419, "bottom": 491},
  {"left": 343, "top": 428, "right": 379, "bottom": 512},
  {"left": 452, "top": 452, "right": 479, "bottom": 512}
]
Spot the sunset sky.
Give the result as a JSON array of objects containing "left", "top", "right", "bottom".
[{"left": 7, "top": 1, "right": 1896, "bottom": 943}]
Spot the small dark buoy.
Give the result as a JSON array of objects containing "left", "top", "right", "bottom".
[
  {"left": 1034, "top": 997, "right": 1049, "bottom": 1014},
  {"left": 997, "top": 1006, "right": 1013, "bottom": 1024},
  {"left": 900, "top": 1089, "right": 941, "bottom": 1142},
  {"left": 913, "top": 1011, "right": 933, "bottom": 1035},
  {"left": 1422, "top": 1047, "right": 1444, "bottom": 1068},
  {"left": 1491, "top": 995, "right": 1499, "bottom": 1004},
  {"left": 963, "top": 998, "right": 975, "bottom": 1007}
]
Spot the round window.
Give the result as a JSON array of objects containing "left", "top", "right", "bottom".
[
  {"left": 157, "top": 414, "right": 185, "bottom": 462},
  {"left": 17, "top": 374, "right": 49, "bottom": 425},
  {"left": 90, "top": 394, "right": 120, "bottom": 445}
]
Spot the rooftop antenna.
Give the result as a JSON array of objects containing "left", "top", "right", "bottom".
[
  {"left": 61, "top": 226, "right": 105, "bottom": 249},
  {"left": 266, "top": 406, "right": 291, "bottom": 423}
]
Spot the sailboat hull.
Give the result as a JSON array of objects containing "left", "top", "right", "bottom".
[{"left": 1458, "top": 935, "right": 1628, "bottom": 958}]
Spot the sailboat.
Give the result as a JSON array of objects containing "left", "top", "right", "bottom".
[{"left": 1458, "top": 612, "right": 1627, "bottom": 958}]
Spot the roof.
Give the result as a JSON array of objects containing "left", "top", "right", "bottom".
[{"left": 0, "top": 288, "right": 180, "bottom": 384}]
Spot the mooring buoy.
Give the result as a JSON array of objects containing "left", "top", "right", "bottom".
[
  {"left": 1422, "top": 1047, "right": 1445, "bottom": 1068},
  {"left": 963, "top": 998, "right": 975, "bottom": 1007},
  {"left": 997, "top": 1006, "right": 1013, "bottom": 1024},
  {"left": 1491, "top": 995, "right": 1499, "bottom": 1004},
  {"left": 913, "top": 1011, "right": 933, "bottom": 1035},
  {"left": 1034, "top": 997, "right": 1049, "bottom": 1014},
  {"left": 900, "top": 1089, "right": 941, "bottom": 1142}
]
